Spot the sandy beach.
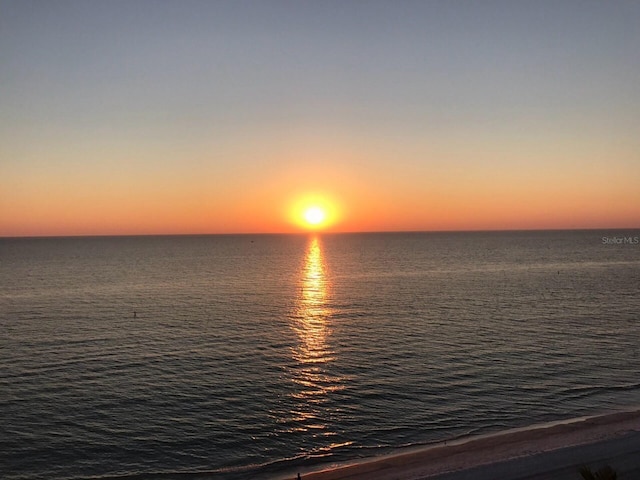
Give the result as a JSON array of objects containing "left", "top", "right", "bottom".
[{"left": 289, "top": 409, "right": 640, "bottom": 480}]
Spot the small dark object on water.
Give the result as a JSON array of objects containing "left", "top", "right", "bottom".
[{"left": 133, "top": 311, "right": 137, "bottom": 318}]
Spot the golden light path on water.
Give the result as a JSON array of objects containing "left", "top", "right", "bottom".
[
  {"left": 289, "top": 236, "right": 348, "bottom": 447},
  {"left": 295, "top": 237, "right": 332, "bottom": 366}
]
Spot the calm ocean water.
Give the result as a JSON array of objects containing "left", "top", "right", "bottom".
[{"left": 2, "top": 231, "right": 640, "bottom": 479}]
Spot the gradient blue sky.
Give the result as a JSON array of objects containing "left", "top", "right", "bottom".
[{"left": 2, "top": 1, "right": 639, "bottom": 235}]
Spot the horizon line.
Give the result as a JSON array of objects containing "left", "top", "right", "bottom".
[{"left": 2, "top": 226, "right": 639, "bottom": 240}]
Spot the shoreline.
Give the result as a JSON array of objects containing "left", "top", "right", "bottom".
[{"left": 285, "top": 409, "right": 640, "bottom": 480}]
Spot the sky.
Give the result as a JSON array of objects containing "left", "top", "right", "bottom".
[{"left": 1, "top": 0, "right": 639, "bottom": 236}]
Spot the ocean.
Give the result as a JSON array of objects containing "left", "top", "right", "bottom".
[{"left": 1, "top": 230, "right": 639, "bottom": 479}]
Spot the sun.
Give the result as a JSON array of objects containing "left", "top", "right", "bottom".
[
  {"left": 289, "top": 194, "right": 339, "bottom": 231},
  {"left": 303, "top": 206, "right": 326, "bottom": 226}
]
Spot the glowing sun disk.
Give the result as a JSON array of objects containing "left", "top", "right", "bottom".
[{"left": 304, "top": 207, "right": 326, "bottom": 225}]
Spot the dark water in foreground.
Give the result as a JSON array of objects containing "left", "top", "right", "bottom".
[{"left": 2, "top": 230, "right": 639, "bottom": 479}]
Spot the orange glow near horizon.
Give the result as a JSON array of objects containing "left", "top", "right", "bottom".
[{"left": 2, "top": 158, "right": 639, "bottom": 236}]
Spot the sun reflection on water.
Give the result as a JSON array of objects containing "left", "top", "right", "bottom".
[
  {"left": 289, "top": 236, "right": 344, "bottom": 429},
  {"left": 294, "top": 237, "right": 332, "bottom": 366}
]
